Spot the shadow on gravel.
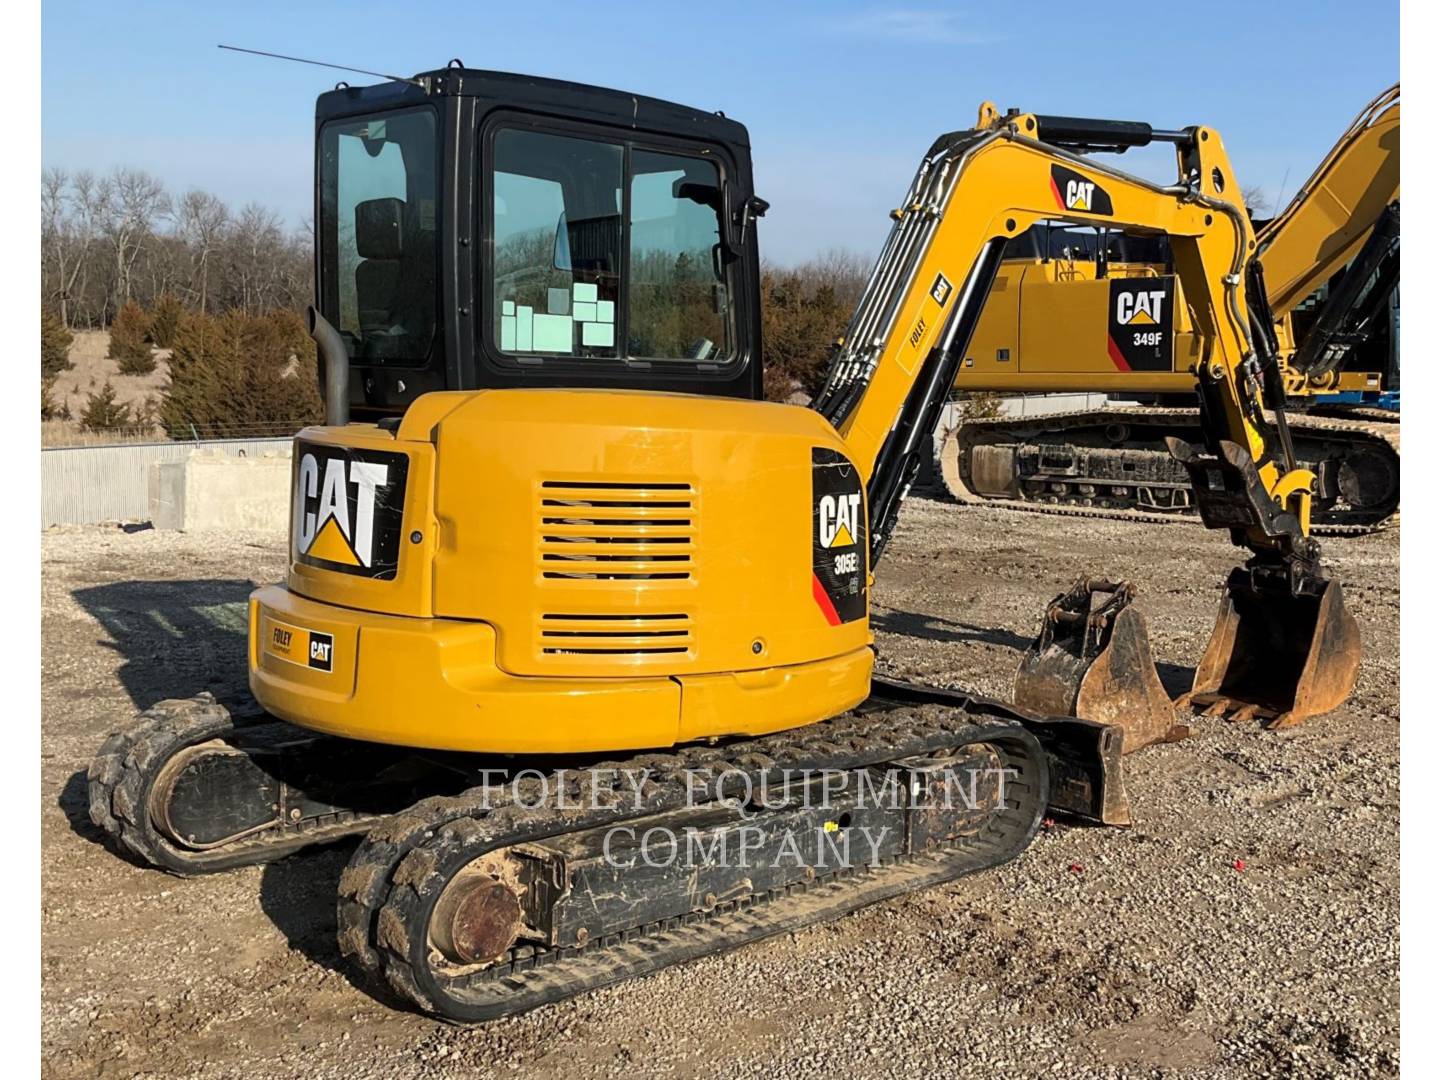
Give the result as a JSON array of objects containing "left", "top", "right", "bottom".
[
  {"left": 58, "top": 768, "right": 104, "bottom": 845},
  {"left": 258, "top": 847, "right": 352, "bottom": 972},
  {"left": 259, "top": 848, "right": 416, "bottom": 1009},
  {"left": 873, "top": 607, "right": 1198, "bottom": 701},
  {"left": 72, "top": 579, "right": 258, "bottom": 710},
  {"left": 871, "top": 608, "right": 1032, "bottom": 652}
]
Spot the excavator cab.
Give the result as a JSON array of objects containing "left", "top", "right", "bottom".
[{"left": 312, "top": 68, "right": 766, "bottom": 417}]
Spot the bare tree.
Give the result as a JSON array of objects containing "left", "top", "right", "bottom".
[
  {"left": 1240, "top": 184, "right": 1271, "bottom": 217},
  {"left": 97, "top": 168, "right": 170, "bottom": 314},
  {"left": 221, "top": 203, "right": 269, "bottom": 312},
  {"left": 39, "top": 165, "right": 312, "bottom": 327},
  {"left": 41, "top": 168, "right": 102, "bottom": 327},
  {"left": 794, "top": 248, "right": 871, "bottom": 309},
  {"left": 177, "top": 190, "right": 229, "bottom": 313}
]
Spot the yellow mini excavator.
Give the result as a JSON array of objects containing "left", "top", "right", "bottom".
[
  {"left": 937, "top": 85, "right": 1400, "bottom": 531},
  {"left": 87, "top": 68, "right": 1361, "bottom": 1023}
]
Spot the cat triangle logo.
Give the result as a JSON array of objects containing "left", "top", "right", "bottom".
[
  {"left": 818, "top": 492, "right": 862, "bottom": 550},
  {"left": 1115, "top": 288, "right": 1167, "bottom": 326},
  {"left": 308, "top": 516, "right": 361, "bottom": 566}
]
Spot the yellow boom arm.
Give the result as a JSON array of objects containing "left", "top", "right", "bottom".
[
  {"left": 812, "top": 105, "right": 1314, "bottom": 565},
  {"left": 1258, "top": 84, "right": 1399, "bottom": 319}
]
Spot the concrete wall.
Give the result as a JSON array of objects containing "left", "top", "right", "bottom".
[
  {"left": 41, "top": 438, "right": 291, "bottom": 527},
  {"left": 149, "top": 450, "right": 292, "bottom": 533}
]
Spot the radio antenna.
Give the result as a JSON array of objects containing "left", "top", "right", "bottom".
[{"left": 217, "top": 44, "right": 422, "bottom": 86}]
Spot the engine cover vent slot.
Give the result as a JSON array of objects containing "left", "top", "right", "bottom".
[
  {"left": 538, "top": 481, "right": 696, "bottom": 581},
  {"left": 539, "top": 612, "right": 693, "bottom": 656}
]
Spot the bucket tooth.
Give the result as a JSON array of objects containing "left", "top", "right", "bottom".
[
  {"left": 1186, "top": 569, "right": 1361, "bottom": 728},
  {"left": 1015, "top": 579, "right": 1188, "bottom": 754}
]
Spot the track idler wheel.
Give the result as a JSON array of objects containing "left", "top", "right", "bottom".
[
  {"left": 1178, "top": 571, "right": 1361, "bottom": 728},
  {"left": 430, "top": 858, "right": 528, "bottom": 967},
  {"left": 1015, "top": 579, "right": 1188, "bottom": 754}
]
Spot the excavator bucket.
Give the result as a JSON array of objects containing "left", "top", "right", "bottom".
[
  {"left": 1015, "top": 580, "right": 1189, "bottom": 754},
  {"left": 1178, "top": 571, "right": 1362, "bottom": 728}
]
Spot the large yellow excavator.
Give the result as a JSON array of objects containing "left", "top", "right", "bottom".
[
  {"left": 937, "top": 85, "right": 1399, "bottom": 530},
  {"left": 87, "top": 68, "right": 1362, "bottom": 1023}
]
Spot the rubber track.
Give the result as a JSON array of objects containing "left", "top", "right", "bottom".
[
  {"left": 936, "top": 406, "right": 1399, "bottom": 537},
  {"left": 87, "top": 693, "right": 391, "bottom": 875},
  {"left": 337, "top": 703, "right": 1046, "bottom": 1022}
]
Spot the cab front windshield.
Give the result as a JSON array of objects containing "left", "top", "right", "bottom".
[{"left": 319, "top": 108, "right": 438, "bottom": 366}]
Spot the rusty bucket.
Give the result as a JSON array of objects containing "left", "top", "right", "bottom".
[
  {"left": 1177, "top": 570, "right": 1362, "bottom": 728},
  {"left": 1015, "top": 579, "right": 1189, "bottom": 754}
]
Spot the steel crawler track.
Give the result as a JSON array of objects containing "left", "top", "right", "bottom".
[
  {"left": 934, "top": 406, "right": 1399, "bottom": 536},
  {"left": 338, "top": 700, "right": 1047, "bottom": 1022}
]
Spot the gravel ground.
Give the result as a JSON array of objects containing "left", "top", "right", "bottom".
[{"left": 40, "top": 501, "right": 1399, "bottom": 1078}]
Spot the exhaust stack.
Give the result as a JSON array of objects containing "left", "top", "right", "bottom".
[{"left": 308, "top": 306, "right": 350, "bottom": 427}]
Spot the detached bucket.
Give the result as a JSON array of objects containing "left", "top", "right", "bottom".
[
  {"left": 1179, "top": 571, "right": 1361, "bottom": 728},
  {"left": 1015, "top": 580, "right": 1188, "bottom": 754}
]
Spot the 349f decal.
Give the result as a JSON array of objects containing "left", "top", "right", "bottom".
[
  {"left": 292, "top": 441, "right": 409, "bottom": 580},
  {"left": 1050, "top": 164, "right": 1113, "bottom": 216},
  {"left": 812, "top": 448, "right": 867, "bottom": 625},
  {"left": 1106, "top": 277, "right": 1175, "bottom": 372}
]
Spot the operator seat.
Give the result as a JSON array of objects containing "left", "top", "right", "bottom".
[{"left": 354, "top": 197, "right": 407, "bottom": 359}]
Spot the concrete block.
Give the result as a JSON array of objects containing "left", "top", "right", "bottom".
[{"left": 149, "top": 449, "right": 292, "bottom": 533}]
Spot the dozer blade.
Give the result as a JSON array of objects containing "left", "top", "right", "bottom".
[
  {"left": 1015, "top": 579, "right": 1189, "bottom": 755},
  {"left": 871, "top": 675, "right": 1131, "bottom": 826},
  {"left": 1178, "top": 571, "right": 1361, "bottom": 729}
]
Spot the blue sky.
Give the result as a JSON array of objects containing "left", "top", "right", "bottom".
[{"left": 41, "top": 1, "right": 1398, "bottom": 264}]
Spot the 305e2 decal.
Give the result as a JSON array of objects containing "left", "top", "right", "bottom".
[{"left": 811, "top": 448, "right": 867, "bottom": 625}]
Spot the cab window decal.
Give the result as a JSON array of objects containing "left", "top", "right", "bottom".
[
  {"left": 293, "top": 441, "right": 409, "bottom": 580},
  {"left": 812, "top": 447, "right": 867, "bottom": 625},
  {"left": 1049, "top": 164, "right": 1114, "bottom": 216},
  {"left": 1106, "top": 277, "right": 1175, "bottom": 372}
]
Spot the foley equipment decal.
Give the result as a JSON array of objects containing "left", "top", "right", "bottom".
[
  {"left": 1050, "top": 164, "right": 1114, "bottom": 216},
  {"left": 293, "top": 441, "right": 409, "bottom": 579},
  {"left": 1106, "top": 277, "right": 1175, "bottom": 372},
  {"left": 811, "top": 447, "right": 867, "bottom": 625},
  {"left": 266, "top": 619, "right": 335, "bottom": 672}
]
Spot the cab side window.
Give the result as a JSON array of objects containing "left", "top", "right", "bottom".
[
  {"left": 629, "top": 152, "right": 731, "bottom": 361},
  {"left": 489, "top": 128, "right": 732, "bottom": 364},
  {"left": 320, "top": 108, "right": 439, "bottom": 366}
]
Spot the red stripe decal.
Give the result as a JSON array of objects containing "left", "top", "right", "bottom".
[
  {"left": 811, "top": 573, "right": 842, "bottom": 626},
  {"left": 1050, "top": 175, "right": 1065, "bottom": 209},
  {"left": 1106, "top": 335, "right": 1132, "bottom": 372}
]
